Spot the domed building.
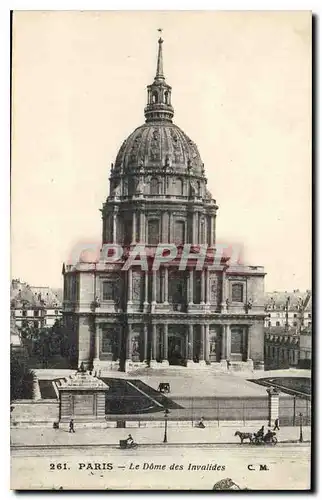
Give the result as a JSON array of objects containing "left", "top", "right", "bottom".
[{"left": 62, "top": 37, "right": 266, "bottom": 372}]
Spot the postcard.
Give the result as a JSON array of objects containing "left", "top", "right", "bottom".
[{"left": 10, "top": 10, "right": 312, "bottom": 491}]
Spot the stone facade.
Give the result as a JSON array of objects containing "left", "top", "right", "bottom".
[
  {"left": 57, "top": 370, "right": 108, "bottom": 422},
  {"left": 264, "top": 327, "right": 300, "bottom": 370},
  {"left": 62, "top": 37, "right": 266, "bottom": 372}
]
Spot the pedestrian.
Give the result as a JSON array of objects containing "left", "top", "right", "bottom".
[
  {"left": 197, "top": 416, "right": 205, "bottom": 429},
  {"left": 273, "top": 417, "right": 280, "bottom": 431},
  {"left": 69, "top": 419, "right": 75, "bottom": 433}
]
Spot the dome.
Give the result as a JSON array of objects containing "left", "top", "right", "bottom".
[
  {"left": 114, "top": 122, "right": 204, "bottom": 175},
  {"left": 110, "top": 37, "right": 205, "bottom": 179}
]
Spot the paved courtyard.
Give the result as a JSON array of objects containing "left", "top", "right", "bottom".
[{"left": 34, "top": 367, "right": 311, "bottom": 399}]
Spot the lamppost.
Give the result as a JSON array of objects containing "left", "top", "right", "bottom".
[
  {"left": 299, "top": 412, "right": 303, "bottom": 443},
  {"left": 163, "top": 409, "right": 170, "bottom": 443}
]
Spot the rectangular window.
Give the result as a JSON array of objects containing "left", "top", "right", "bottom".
[
  {"left": 102, "top": 281, "right": 115, "bottom": 301},
  {"left": 231, "top": 283, "right": 243, "bottom": 302},
  {"left": 148, "top": 219, "right": 160, "bottom": 245},
  {"left": 174, "top": 220, "right": 185, "bottom": 245},
  {"left": 22, "top": 310, "right": 27, "bottom": 317},
  {"left": 34, "top": 310, "right": 39, "bottom": 317}
]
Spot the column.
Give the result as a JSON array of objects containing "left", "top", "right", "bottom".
[
  {"left": 221, "top": 325, "right": 226, "bottom": 361},
  {"left": 205, "top": 268, "right": 210, "bottom": 304},
  {"left": 131, "top": 212, "right": 137, "bottom": 244},
  {"left": 144, "top": 271, "right": 149, "bottom": 306},
  {"left": 200, "top": 270, "right": 205, "bottom": 304},
  {"left": 152, "top": 270, "right": 157, "bottom": 304},
  {"left": 112, "top": 213, "right": 117, "bottom": 244},
  {"left": 209, "top": 215, "right": 214, "bottom": 246},
  {"left": 164, "top": 267, "right": 169, "bottom": 303},
  {"left": 126, "top": 326, "right": 131, "bottom": 361},
  {"left": 127, "top": 268, "right": 133, "bottom": 304},
  {"left": 193, "top": 213, "right": 198, "bottom": 243},
  {"left": 94, "top": 325, "right": 100, "bottom": 361},
  {"left": 221, "top": 271, "right": 227, "bottom": 311},
  {"left": 151, "top": 324, "right": 157, "bottom": 361},
  {"left": 188, "top": 324, "right": 194, "bottom": 361},
  {"left": 226, "top": 324, "right": 231, "bottom": 360},
  {"left": 162, "top": 324, "right": 169, "bottom": 364},
  {"left": 162, "top": 212, "right": 168, "bottom": 243},
  {"left": 246, "top": 327, "right": 251, "bottom": 361},
  {"left": 204, "top": 324, "right": 210, "bottom": 363},
  {"left": 188, "top": 269, "right": 194, "bottom": 305},
  {"left": 143, "top": 324, "right": 148, "bottom": 362},
  {"left": 168, "top": 213, "right": 173, "bottom": 241},
  {"left": 267, "top": 388, "right": 280, "bottom": 427},
  {"left": 203, "top": 218, "right": 208, "bottom": 245},
  {"left": 199, "top": 325, "right": 205, "bottom": 362},
  {"left": 140, "top": 212, "right": 145, "bottom": 242}
]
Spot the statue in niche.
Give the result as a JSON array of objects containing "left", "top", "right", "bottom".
[
  {"left": 132, "top": 275, "right": 141, "bottom": 300},
  {"left": 136, "top": 177, "right": 145, "bottom": 195},
  {"left": 189, "top": 179, "right": 198, "bottom": 196},
  {"left": 211, "top": 281, "right": 217, "bottom": 302},
  {"left": 152, "top": 129, "right": 159, "bottom": 141}
]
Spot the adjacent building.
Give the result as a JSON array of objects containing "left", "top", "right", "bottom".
[
  {"left": 62, "top": 37, "right": 266, "bottom": 372},
  {"left": 264, "top": 290, "right": 311, "bottom": 329},
  {"left": 264, "top": 290, "right": 312, "bottom": 369},
  {"left": 11, "top": 279, "right": 62, "bottom": 330}
]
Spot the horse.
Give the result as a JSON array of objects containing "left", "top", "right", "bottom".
[{"left": 234, "top": 430, "right": 254, "bottom": 444}]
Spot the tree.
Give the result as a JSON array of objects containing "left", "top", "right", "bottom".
[{"left": 10, "top": 351, "right": 35, "bottom": 400}]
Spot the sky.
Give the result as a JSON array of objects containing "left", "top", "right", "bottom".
[{"left": 11, "top": 10, "right": 311, "bottom": 292}]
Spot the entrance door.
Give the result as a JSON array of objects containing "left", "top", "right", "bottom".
[{"left": 168, "top": 335, "right": 185, "bottom": 365}]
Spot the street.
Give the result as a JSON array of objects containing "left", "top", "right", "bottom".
[{"left": 11, "top": 444, "right": 310, "bottom": 490}]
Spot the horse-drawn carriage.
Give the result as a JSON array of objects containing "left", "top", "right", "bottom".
[{"left": 234, "top": 430, "right": 278, "bottom": 445}]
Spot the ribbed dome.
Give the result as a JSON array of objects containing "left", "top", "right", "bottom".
[{"left": 114, "top": 122, "right": 204, "bottom": 175}]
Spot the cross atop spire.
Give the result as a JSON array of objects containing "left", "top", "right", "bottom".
[
  {"left": 144, "top": 31, "right": 174, "bottom": 123},
  {"left": 155, "top": 30, "right": 164, "bottom": 80}
]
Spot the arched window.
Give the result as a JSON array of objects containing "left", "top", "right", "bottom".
[
  {"left": 148, "top": 219, "right": 159, "bottom": 245},
  {"left": 231, "top": 283, "right": 243, "bottom": 302},
  {"left": 152, "top": 91, "right": 158, "bottom": 104},
  {"left": 150, "top": 177, "right": 159, "bottom": 195},
  {"left": 174, "top": 220, "right": 185, "bottom": 245},
  {"left": 164, "top": 91, "right": 169, "bottom": 104}
]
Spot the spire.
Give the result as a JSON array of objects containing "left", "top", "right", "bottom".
[
  {"left": 155, "top": 37, "right": 164, "bottom": 80},
  {"left": 144, "top": 32, "right": 174, "bottom": 123}
]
